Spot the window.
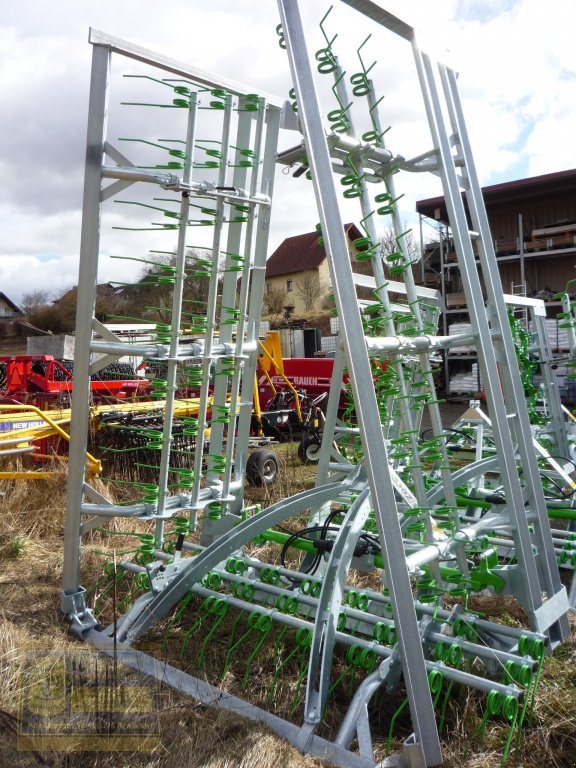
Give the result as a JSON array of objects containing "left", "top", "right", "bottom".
[
  {"left": 266, "top": 282, "right": 272, "bottom": 293},
  {"left": 287, "top": 279, "right": 293, "bottom": 292}
]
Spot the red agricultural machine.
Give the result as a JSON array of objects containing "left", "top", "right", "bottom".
[{"left": 0, "top": 355, "right": 146, "bottom": 407}]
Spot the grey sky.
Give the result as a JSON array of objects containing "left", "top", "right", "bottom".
[{"left": 1, "top": 0, "right": 575, "bottom": 304}]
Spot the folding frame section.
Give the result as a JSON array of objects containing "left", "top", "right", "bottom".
[{"left": 60, "top": 7, "right": 573, "bottom": 768}]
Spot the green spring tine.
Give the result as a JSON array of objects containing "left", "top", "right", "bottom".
[
  {"left": 221, "top": 307, "right": 241, "bottom": 325},
  {"left": 90, "top": 561, "right": 117, "bottom": 600},
  {"left": 196, "top": 599, "right": 228, "bottom": 668},
  {"left": 220, "top": 610, "right": 257, "bottom": 681},
  {"left": 155, "top": 323, "right": 172, "bottom": 343},
  {"left": 216, "top": 356, "right": 236, "bottom": 376},
  {"left": 203, "top": 502, "right": 221, "bottom": 522},
  {"left": 428, "top": 668, "right": 444, "bottom": 709},
  {"left": 514, "top": 672, "right": 536, "bottom": 754},
  {"left": 169, "top": 515, "right": 190, "bottom": 537},
  {"left": 180, "top": 598, "right": 214, "bottom": 660},
  {"left": 437, "top": 679, "right": 454, "bottom": 734},
  {"left": 346, "top": 648, "right": 377, "bottom": 697},
  {"left": 300, "top": 577, "right": 321, "bottom": 597},
  {"left": 185, "top": 368, "right": 203, "bottom": 388},
  {"left": 268, "top": 626, "right": 306, "bottom": 701},
  {"left": 201, "top": 572, "right": 222, "bottom": 591},
  {"left": 117, "top": 576, "right": 149, "bottom": 613},
  {"left": 174, "top": 468, "right": 194, "bottom": 490},
  {"left": 327, "top": 643, "right": 361, "bottom": 700},
  {"left": 350, "top": 70, "right": 371, "bottom": 97},
  {"left": 290, "top": 632, "right": 313, "bottom": 714},
  {"left": 242, "top": 614, "right": 273, "bottom": 689},
  {"left": 463, "top": 694, "right": 494, "bottom": 765},
  {"left": 315, "top": 46, "right": 337, "bottom": 74},
  {"left": 267, "top": 624, "right": 289, "bottom": 701},
  {"left": 150, "top": 379, "right": 168, "bottom": 399},
  {"left": 187, "top": 215, "right": 217, "bottom": 225},
  {"left": 162, "top": 591, "right": 195, "bottom": 652},
  {"left": 133, "top": 533, "right": 156, "bottom": 564},
  {"left": 134, "top": 573, "right": 150, "bottom": 591},
  {"left": 386, "top": 696, "right": 410, "bottom": 755},
  {"left": 224, "top": 607, "right": 246, "bottom": 650},
  {"left": 328, "top": 107, "right": 350, "bottom": 135},
  {"left": 525, "top": 639, "right": 545, "bottom": 722},
  {"left": 500, "top": 696, "right": 519, "bottom": 767}
]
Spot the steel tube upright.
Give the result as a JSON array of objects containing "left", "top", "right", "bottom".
[
  {"left": 154, "top": 91, "right": 198, "bottom": 544},
  {"left": 424, "top": 53, "right": 568, "bottom": 642},
  {"left": 62, "top": 43, "right": 110, "bottom": 609},
  {"left": 277, "top": 1, "right": 442, "bottom": 765}
]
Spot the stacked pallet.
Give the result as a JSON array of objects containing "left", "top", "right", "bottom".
[
  {"left": 529, "top": 318, "right": 571, "bottom": 352},
  {"left": 448, "top": 322, "right": 474, "bottom": 354},
  {"left": 449, "top": 362, "right": 483, "bottom": 395}
]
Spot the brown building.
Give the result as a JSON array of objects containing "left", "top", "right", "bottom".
[
  {"left": 417, "top": 168, "right": 576, "bottom": 302},
  {"left": 416, "top": 168, "right": 576, "bottom": 397}
]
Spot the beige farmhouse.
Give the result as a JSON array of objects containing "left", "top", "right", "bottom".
[{"left": 264, "top": 223, "right": 365, "bottom": 314}]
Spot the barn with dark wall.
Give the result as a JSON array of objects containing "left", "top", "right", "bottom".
[{"left": 417, "top": 168, "right": 576, "bottom": 398}]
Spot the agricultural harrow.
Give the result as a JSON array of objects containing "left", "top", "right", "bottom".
[{"left": 60, "top": 3, "right": 576, "bottom": 767}]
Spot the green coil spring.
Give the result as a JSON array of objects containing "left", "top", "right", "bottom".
[
  {"left": 216, "top": 356, "right": 236, "bottom": 377},
  {"left": 162, "top": 515, "right": 190, "bottom": 554},
  {"left": 275, "top": 23, "right": 286, "bottom": 49},
  {"left": 239, "top": 94, "right": 261, "bottom": 112},
  {"left": 211, "top": 405, "right": 231, "bottom": 425},
  {"left": 155, "top": 323, "right": 172, "bottom": 343},
  {"left": 208, "top": 454, "right": 226, "bottom": 473},
  {"left": 222, "top": 251, "right": 246, "bottom": 273}
]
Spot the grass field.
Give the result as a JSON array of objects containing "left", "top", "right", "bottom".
[{"left": 1, "top": 446, "right": 576, "bottom": 768}]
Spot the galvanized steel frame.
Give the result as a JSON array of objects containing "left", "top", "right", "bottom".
[{"left": 60, "top": 6, "right": 573, "bottom": 768}]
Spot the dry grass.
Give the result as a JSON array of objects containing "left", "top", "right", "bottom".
[{"left": 1, "top": 454, "right": 576, "bottom": 768}]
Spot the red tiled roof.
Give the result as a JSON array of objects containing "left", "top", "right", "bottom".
[{"left": 265, "top": 223, "right": 363, "bottom": 277}]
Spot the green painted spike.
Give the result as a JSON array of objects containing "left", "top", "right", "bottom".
[
  {"left": 180, "top": 598, "right": 212, "bottom": 660},
  {"left": 195, "top": 598, "right": 228, "bottom": 668},
  {"left": 163, "top": 591, "right": 194, "bottom": 651},
  {"left": 386, "top": 697, "right": 410, "bottom": 755},
  {"left": 242, "top": 614, "right": 273, "bottom": 688},
  {"left": 220, "top": 611, "right": 257, "bottom": 681}
]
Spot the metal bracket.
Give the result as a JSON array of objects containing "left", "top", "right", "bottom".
[{"left": 60, "top": 586, "right": 99, "bottom": 638}]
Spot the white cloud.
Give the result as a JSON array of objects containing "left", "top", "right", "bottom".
[{"left": 0, "top": 1, "right": 574, "bottom": 305}]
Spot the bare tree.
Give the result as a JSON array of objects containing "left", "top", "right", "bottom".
[
  {"left": 378, "top": 228, "right": 421, "bottom": 276},
  {"left": 121, "top": 248, "right": 217, "bottom": 323},
  {"left": 20, "top": 289, "right": 50, "bottom": 316},
  {"left": 295, "top": 272, "right": 325, "bottom": 311},
  {"left": 264, "top": 287, "right": 287, "bottom": 315}
]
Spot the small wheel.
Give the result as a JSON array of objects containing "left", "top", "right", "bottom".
[
  {"left": 298, "top": 435, "right": 321, "bottom": 465},
  {"left": 246, "top": 450, "right": 279, "bottom": 486}
]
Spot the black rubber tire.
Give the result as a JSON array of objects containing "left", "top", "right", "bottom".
[
  {"left": 246, "top": 450, "right": 279, "bottom": 486},
  {"left": 298, "top": 435, "right": 321, "bottom": 465}
]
